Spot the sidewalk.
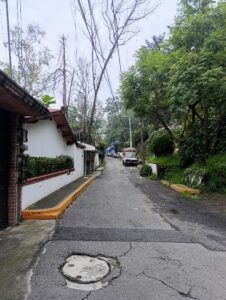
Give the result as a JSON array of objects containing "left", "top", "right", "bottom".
[
  {"left": 0, "top": 172, "right": 100, "bottom": 300},
  {"left": 0, "top": 220, "right": 56, "bottom": 300},
  {"left": 22, "top": 176, "right": 96, "bottom": 220}
]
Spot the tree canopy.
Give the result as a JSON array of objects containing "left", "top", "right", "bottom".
[{"left": 119, "top": 0, "right": 226, "bottom": 163}]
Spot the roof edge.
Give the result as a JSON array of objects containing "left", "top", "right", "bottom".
[{"left": 0, "top": 70, "right": 48, "bottom": 115}]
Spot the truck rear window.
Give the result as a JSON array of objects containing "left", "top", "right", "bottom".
[{"left": 125, "top": 153, "right": 136, "bottom": 158}]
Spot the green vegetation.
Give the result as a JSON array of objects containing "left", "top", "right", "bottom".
[
  {"left": 25, "top": 155, "right": 74, "bottom": 180},
  {"left": 119, "top": 0, "right": 226, "bottom": 193},
  {"left": 162, "top": 153, "right": 226, "bottom": 192},
  {"left": 205, "top": 153, "right": 226, "bottom": 168},
  {"left": 140, "top": 164, "right": 152, "bottom": 177},
  {"left": 41, "top": 95, "right": 55, "bottom": 107},
  {"left": 163, "top": 168, "right": 185, "bottom": 184},
  {"left": 149, "top": 154, "right": 180, "bottom": 165},
  {"left": 184, "top": 153, "right": 226, "bottom": 192},
  {"left": 149, "top": 129, "right": 175, "bottom": 157},
  {"left": 149, "top": 173, "right": 157, "bottom": 180}
]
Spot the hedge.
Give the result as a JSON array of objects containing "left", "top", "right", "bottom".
[
  {"left": 24, "top": 155, "right": 74, "bottom": 180},
  {"left": 149, "top": 129, "right": 175, "bottom": 158},
  {"left": 140, "top": 164, "right": 152, "bottom": 177}
]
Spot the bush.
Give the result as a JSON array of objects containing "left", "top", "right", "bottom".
[
  {"left": 179, "top": 114, "right": 226, "bottom": 168},
  {"left": 183, "top": 165, "right": 226, "bottom": 192},
  {"left": 183, "top": 168, "right": 208, "bottom": 187},
  {"left": 25, "top": 155, "right": 74, "bottom": 180},
  {"left": 149, "top": 129, "right": 175, "bottom": 157},
  {"left": 208, "top": 114, "right": 226, "bottom": 155},
  {"left": 207, "top": 165, "right": 226, "bottom": 192},
  {"left": 179, "top": 126, "right": 207, "bottom": 168},
  {"left": 140, "top": 164, "right": 152, "bottom": 177},
  {"left": 149, "top": 173, "right": 157, "bottom": 180}
]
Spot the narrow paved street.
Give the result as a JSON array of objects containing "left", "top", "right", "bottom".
[{"left": 28, "top": 158, "right": 226, "bottom": 300}]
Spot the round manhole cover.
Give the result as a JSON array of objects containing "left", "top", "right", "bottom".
[{"left": 62, "top": 255, "right": 110, "bottom": 284}]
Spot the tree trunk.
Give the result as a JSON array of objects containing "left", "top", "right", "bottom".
[{"left": 156, "top": 113, "right": 174, "bottom": 139}]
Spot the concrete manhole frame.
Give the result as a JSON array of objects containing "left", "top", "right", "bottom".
[{"left": 61, "top": 253, "right": 121, "bottom": 291}]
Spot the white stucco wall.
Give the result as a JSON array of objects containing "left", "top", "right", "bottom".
[
  {"left": 24, "top": 119, "right": 72, "bottom": 158},
  {"left": 95, "top": 152, "right": 100, "bottom": 169},
  {"left": 74, "top": 146, "right": 84, "bottom": 178},
  {"left": 22, "top": 170, "right": 76, "bottom": 209},
  {"left": 149, "top": 163, "right": 158, "bottom": 175},
  {"left": 81, "top": 143, "right": 96, "bottom": 151},
  {"left": 22, "top": 119, "right": 85, "bottom": 209}
]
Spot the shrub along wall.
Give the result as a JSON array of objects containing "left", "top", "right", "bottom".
[{"left": 24, "top": 155, "right": 74, "bottom": 180}]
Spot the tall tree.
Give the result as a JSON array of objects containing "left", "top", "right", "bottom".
[
  {"left": 179, "top": 0, "right": 215, "bottom": 15},
  {"left": 73, "top": 0, "right": 157, "bottom": 142},
  {"left": 121, "top": 43, "right": 173, "bottom": 137},
  {"left": 1, "top": 24, "right": 53, "bottom": 97},
  {"left": 74, "top": 57, "right": 93, "bottom": 140},
  {"left": 104, "top": 97, "right": 136, "bottom": 147},
  {"left": 168, "top": 1, "right": 226, "bottom": 144},
  {"left": 51, "top": 35, "right": 75, "bottom": 116}
]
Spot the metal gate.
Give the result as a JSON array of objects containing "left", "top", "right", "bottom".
[{"left": 84, "top": 151, "right": 95, "bottom": 176}]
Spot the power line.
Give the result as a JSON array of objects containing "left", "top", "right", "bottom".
[
  {"left": 71, "top": 0, "right": 78, "bottom": 60},
  {"left": 0, "top": 3, "right": 7, "bottom": 61},
  {"left": 4, "top": 0, "right": 12, "bottom": 76}
]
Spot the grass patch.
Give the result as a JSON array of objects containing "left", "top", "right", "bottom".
[
  {"left": 206, "top": 152, "right": 226, "bottom": 167},
  {"left": 147, "top": 152, "right": 226, "bottom": 193},
  {"left": 148, "top": 154, "right": 179, "bottom": 165},
  {"left": 163, "top": 168, "right": 184, "bottom": 184},
  {"left": 190, "top": 152, "right": 226, "bottom": 169},
  {"left": 188, "top": 152, "right": 226, "bottom": 193}
]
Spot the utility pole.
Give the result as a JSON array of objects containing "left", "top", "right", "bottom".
[
  {"left": 140, "top": 117, "right": 145, "bottom": 164},
  {"left": 61, "top": 35, "right": 67, "bottom": 115},
  {"left": 67, "top": 68, "right": 75, "bottom": 107},
  {"left": 129, "top": 117, "right": 132, "bottom": 148},
  {"left": 2, "top": 0, "right": 12, "bottom": 77}
]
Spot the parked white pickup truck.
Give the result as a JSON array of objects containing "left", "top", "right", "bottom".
[{"left": 122, "top": 148, "right": 138, "bottom": 166}]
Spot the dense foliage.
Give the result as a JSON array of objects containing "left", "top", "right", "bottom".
[
  {"left": 149, "top": 129, "right": 175, "bottom": 157},
  {"left": 118, "top": 0, "right": 226, "bottom": 191},
  {"left": 25, "top": 155, "right": 74, "bottom": 180},
  {"left": 120, "top": 0, "right": 226, "bottom": 166},
  {"left": 139, "top": 164, "right": 152, "bottom": 177}
]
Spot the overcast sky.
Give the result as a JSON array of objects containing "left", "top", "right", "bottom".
[{"left": 0, "top": 0, "right": 179, "bottom": 106}]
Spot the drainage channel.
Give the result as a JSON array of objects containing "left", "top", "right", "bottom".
[{"left": 61, "top": 254, "right": 121, "bottom": 291}]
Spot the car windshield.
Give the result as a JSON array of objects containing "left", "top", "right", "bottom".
[{"left": 125, "top": 152, "right": 136, "bottom": 158}]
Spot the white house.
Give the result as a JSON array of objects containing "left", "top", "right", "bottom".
[
  {"left": 22, "top": 109, "right": 85, "bottom": 209},
  {"left": 0, "top": 70, "right": 49, "bottom": 226}
]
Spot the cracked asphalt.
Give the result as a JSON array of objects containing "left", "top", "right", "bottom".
[{"left": 28, "top": 158, "right": 226, "bottom": 300}]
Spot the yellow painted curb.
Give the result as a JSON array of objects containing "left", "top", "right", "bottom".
[
  {"left": 22, "top": 176, "right": 96, "bottom": 220},
  {"left": 170, "top": 184, "right": 201, "bottom": 195}
]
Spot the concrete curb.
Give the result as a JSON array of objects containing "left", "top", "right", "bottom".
[
  {"left": 160, "top": 180, "right": 201, "bottom": 195},
  {"left": 21, "top": 176, "right": 96, "bottom": 220},
  {"left": 171, "top": 184, "right": 201, "bottom": 195}
]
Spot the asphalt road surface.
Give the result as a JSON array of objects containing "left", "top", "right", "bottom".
[{"left": 28, "top": 158, "right": 226, "bottom": 300}]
